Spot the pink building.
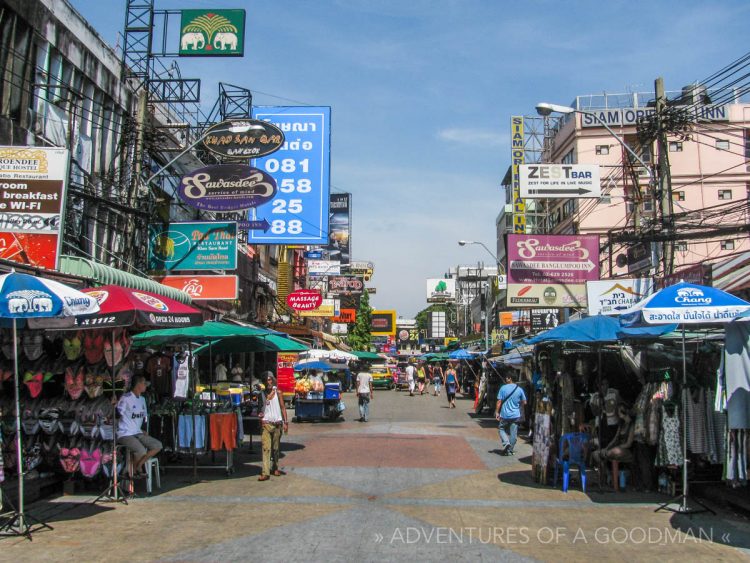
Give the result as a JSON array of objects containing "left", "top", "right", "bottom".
[{"left": 499, "top": 88, "right": 750, "bottom": 284}]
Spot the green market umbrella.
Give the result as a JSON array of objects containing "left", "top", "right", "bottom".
[
  {"left": 132, "top": 320, "right": 278, "bottom": 347},
  {"left": 351, "top": 350, "right": 382, "bottom": 361},
  {"left": 194, "top": 334, "right": 308, "bottom": 355}
]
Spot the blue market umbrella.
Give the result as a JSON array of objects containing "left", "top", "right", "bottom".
[
  {"left": 294, "top": 360, "right": 334, "bottom": 372},
  {"left": 448, "top": 348, "right": 475, "bottom": 360},
  {"left": 622, "top": 282, "right": 750, "bottom": 514},
  {"left": 527, "top": 314, "right": 676, "bottom": 344},
  {"left": 0, "top": 272, "right": 99, "bottom": 537}
]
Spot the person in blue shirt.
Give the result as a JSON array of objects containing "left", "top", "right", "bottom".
[{"left": 495, "top": 374, "right": 527, "bottom": 455}]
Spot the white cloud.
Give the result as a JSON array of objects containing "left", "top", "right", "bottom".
[{"left": 437, "top": 128, "right": 507, "bottom": 147}]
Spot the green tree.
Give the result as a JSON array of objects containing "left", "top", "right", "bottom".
[{"left": 347, "top": 290, "right": 372, "bottom": 350}]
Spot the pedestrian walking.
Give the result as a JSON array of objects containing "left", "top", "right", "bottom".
[
  {"left": 258, "top": 372, "right": 288, "bottom": 481},
  {"left": 356, "top": 369, "right": 374, "bottom": 422},
  {"left": 406, "top": 361, "right": 416, "bottom": 396},
  {"left": 432, "top": 362, "right": 443, "bottom": 396},
  {"left": 495, "top": 374, "right": 527, "bottom": 455},
  {"left": 445, "top": 362, "right": 458, "bottom": 408},
  {"left": 417, "top": 362, "right": 427, "bottom": 395}
]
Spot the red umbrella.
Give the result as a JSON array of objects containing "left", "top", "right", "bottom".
[{"left": 77, "top": 285, "right": 204, "bottom": 328}]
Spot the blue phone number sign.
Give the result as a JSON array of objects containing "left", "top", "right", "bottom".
[{"left": 249, "top": 106, "right": 331, "bottom": 244}]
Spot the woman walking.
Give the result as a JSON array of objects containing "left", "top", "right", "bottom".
[
  {"left": 432, "top": 362, "right": 443, "bottom": 396},
  {"left": 445, "top": 362, "right": 458, "bottom": 408},
  {"left": 417, "top": 362, "right": 427, "bottom": 395}
]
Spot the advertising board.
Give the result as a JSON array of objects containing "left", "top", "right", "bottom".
[
  {"left": 179, "top": 9, "right": 246, "bottom": 56},
  {"left": 519, "top": 164, "right": 601, "bottom": 198},
  {"left": 147, "top": 221, "right": 237, "bottom": 271},
  {"left": 155, "top": 275, "right": 238, "bottom": 300},
  {"left": 586, "top": 279, "right": 653, "bottom": 316},
  {"left": 371, "top": 310, "right": 396, "bottom": 336},
  {"left": 326, "top": 193, "right": 351, "bottom": 264},
  {"left": 426, "top": 278, "right": 456, "bottom": 302}
]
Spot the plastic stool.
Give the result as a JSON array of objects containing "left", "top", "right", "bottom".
[{"left": 144, "top": 457, "right": 161, "bottom": 495}]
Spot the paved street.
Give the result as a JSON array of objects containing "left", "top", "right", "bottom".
[{"left": 2, "top": 389, "right": 749, "bottom": 562}]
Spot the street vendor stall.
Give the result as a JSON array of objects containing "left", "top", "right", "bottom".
[{"left": 293, "top": 361, "right": 344, "bottom": 422}]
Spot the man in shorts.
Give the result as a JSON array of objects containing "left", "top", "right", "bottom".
[{"left": 117, "top": 374, "right": 162, "bottom": 477}]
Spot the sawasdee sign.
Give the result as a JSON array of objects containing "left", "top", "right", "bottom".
[
  {"left": 148, "top": 221, "right": 237, "bottom": 271},
  {"left": 177, "top": 164, "right": 277, "bottom": 212},
  {"left": 249, "top": 106, "right": 331, "bottom": 245},
  {"left": 507, "top": 234, "right": 600, "bottom": 307},
  {"left": 202, "top": 119, "right": 285, "bottom": 159},
  {"left": 0, "top": 146, "right": 69, "bottom": 270}
]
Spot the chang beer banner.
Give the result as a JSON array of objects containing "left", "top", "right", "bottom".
[
  {"left": 179, "top": 10, "right": 246, "bottom": 56},
  {"left": 511, "top": 116, "right": 526, "bottom": 234}
]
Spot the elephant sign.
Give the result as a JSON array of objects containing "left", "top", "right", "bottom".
[{"left": 179, "top": 9, "right": 245, "bottom": 56}]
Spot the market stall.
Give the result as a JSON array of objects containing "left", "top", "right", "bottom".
[{"left": 293, "top": 361, "right": 343, "bottom": 422}]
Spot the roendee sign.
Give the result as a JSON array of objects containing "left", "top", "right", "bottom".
[
  {"left": 202, "top": 119, "right": 285, "bottom": 158},
  {"left": 177, "top": 164, "right": 277, "bottom": 211},
  {"left": 286, "top": 289, "right": 323, "bottom": 311}
]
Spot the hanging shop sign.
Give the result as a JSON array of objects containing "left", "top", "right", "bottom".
[
  {"left": 155, "top": 275, "right": 238, "bottom": 300},
  {"left": 298, "top": 298, "right": 335, "bottom": 317},
  {"left": 331, "top": 323, "right": 348, "bottom": 335},
  {"left": 202, "top": 119, "right": 284, "bottom": 159},
  {"left": 426, "top": 278, "right": 456, "bottom": 303},
  {"left": 586, "top": 278, "right": 653, "bottom": 316},
  {"left": 307, "top": 259, "right": 340, "bottom": 276},
  {"left": 286, "top": 288, "right": 323, "bottom": 311},
  {"left": 147, "top": 221, "right": 237, "bottom": 271},
  {"left": 179, "top": 9, "right": 246, "bottom": 56},
  {"left": 507, "top": 234, "right": 600, "bottom": 308},
  {"left": 177, "top": 164, "right": 277, "bottom": 212},
  {"left": 326, "top": 193, "right": 351, "bottom": 265},
  {"left": 519, "top": 164, "right": 601, "bottom": 198},
  {"left": 626, "top": 242, "right": 652, "bottom": 274},
  {"left": 249, "top": 106, "right": 331, "bottom": 245},
  {"left": 371, "top": 310, "right": 396, "bottom": 336},
  {"left": 0, "top": 146, "right": 69, "bottom": 270},
  {"left": 327, "top": 275, "right": 364, "bottom": 295},
  {"left": 530, "top": 309, "right": 561, "bottom": 330},
  {"left": 333, "top": 308, "right": 356, "bottom": 323}
]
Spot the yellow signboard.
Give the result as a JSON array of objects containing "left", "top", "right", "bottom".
[
  {"left": 511, "top": 116, "right": 526, "bottom": 234},
  {"left": 299, "top": 300, "right": 336, "bottom": 317}
]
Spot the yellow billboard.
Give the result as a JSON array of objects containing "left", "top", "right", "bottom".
[{"left": 371, "top": 309, "right": 396, "bottom": 336}]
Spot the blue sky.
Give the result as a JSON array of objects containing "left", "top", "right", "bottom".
[{"left": 71, "top": 0, "right": 750, "bottom": 317}]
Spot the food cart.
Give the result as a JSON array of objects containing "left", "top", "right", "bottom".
[{"left": 293, "top": 361, "right": 345, "bottom": 422}]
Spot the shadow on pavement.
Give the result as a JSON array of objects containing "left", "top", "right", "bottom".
[{"left": 670, "top": 513, "right": 750, "bottom": 550}]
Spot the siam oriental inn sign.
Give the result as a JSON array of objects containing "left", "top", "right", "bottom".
[
  {"left": 581, "top": 105, "right": 728, "bottom": 128},
  {"left": 179, "top": 10, "right": 246, "bottom": 56}
]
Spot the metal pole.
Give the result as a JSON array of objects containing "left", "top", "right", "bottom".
[
  {"left": 484, "top": 281, "right": 490, "bottom": 352},
  {"left": 12, "top": 318, "right": 24, "bottom": 530},
  {"left": 681, "top": 325, "right": 688, "bottom": 511},
  {"left": 112, "top": 329, "right": 119, "bottom": 500}
]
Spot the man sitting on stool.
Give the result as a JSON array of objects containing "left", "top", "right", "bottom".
[{"left": 117, "top": 375, "right": 162, "bottom": 477}]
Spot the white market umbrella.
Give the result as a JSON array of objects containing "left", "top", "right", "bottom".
[{"left": 0, "top": 272, "right": 99, "bottom": 539}]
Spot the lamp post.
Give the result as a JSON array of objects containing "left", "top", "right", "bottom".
[{"left": 457, "top": 240, "right": 504, "bottom": 353}]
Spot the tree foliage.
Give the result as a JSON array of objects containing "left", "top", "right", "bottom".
[{"left": 347, "top": 290, "right": 372, "bottom": 350}]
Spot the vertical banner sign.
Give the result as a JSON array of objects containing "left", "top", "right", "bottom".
[
  {"left": 511, "top": 116, "right": 526, "bottom": 234},
  {"left": 326, "top": 193, "right": 351, "bottom": 264},
  {"left": 0, "top": 146, "right": 69, "bottom": 270},
  {"left": 250, "top": 107, "right": 331, "bottom": 245},
  {"left": 179, "top": 10, "right": 246, "bottom": 56}
]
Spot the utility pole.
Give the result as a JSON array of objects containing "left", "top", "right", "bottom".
[{"left": 655, "top": 77, "right": 675, "bottom": 276}]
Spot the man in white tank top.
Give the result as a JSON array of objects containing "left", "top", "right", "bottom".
[{"left": 258, "top": 372, "right": 288, "bottom": 481}]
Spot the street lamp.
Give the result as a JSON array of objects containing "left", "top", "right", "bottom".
[{"left": 457, "top": 240, "right": 505, "bottom": 274}]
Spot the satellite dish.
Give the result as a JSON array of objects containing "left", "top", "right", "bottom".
[{"left": 616, "top": 254, "right": 628, "bottom": 268}]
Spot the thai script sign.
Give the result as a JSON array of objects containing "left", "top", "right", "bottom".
[
  {"left": 586, "top": 279, "right": 653, "bottom": 316},
  {"left": 147, "top": 221, "right": 237, "bottom": 271},
  {"left": 287, "top": 289, "right": 323, "bottom": 311},
  {"left": 519, "top": 164, "right": 601, "bottom": 198},
  {"left": 0, "top": 146, "right": 69, "bottom": 270},
  {"left": 249, "top": 106, "right": 331, "bottom": 245},
  {"left": 179, "top": 9, "right": 245, "bottom": 56},
  {"left": 507, "top": 234, "right": 600, "bottom": 308},
  {"left": 202, "top": 119, "right": 284, "bottom": 158},
  {"left": 155, "top": 275, "right": 238, "bottom": 300},
  {"left": 177, "top": 164, "right": 277, "bottom": 211}
]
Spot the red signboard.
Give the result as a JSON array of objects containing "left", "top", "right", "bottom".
[
  {"left": 155, "top": 275, "right": 238, "bottom": 300},
  {"left": 277, "top": 352, "right": 298, "bottom": 394},
  {"left": 286, "top": 289, "right": 323, "bottom": 311}
]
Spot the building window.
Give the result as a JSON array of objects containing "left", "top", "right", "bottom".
[
  {"left": 745, "top": 129, "right": 750, "bottom": 159},
  {"left": 675, "top": 242, "right": 688, "bottom": 252},
  {"left": 595, "top": 145, "right": 610, "bottom": 156},
  {"left": 674, "top": 191, "right": 685, "bottom": 201},
  {"left": 561, "top": 148, "right": 575, "bottom": 165},
  {"left": 642, "top": 201, "right": 654, "bottom": 213},
  {"left": 669, "top": 142, "right": 683, "bottom": 152},
  {"left": 715, "top": 139, "right": 730, "bottom": 151},
  {"left": 718, "top": 189, "right": 733, "bottom": 200},
  {"left": 721, "top": 240, "right": 735, "bottom": 251}
]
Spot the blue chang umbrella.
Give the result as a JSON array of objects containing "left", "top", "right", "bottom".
[
  {"left": 0, "top": 272, "right": 99, "bottom": 537},
  {"left": 448, "top": 348, "right": 474, "bottom": 360},
  {"left": 294, "top": 360, "right": 334, "bottom": 372},
  {"left": 622, "top": 282, "right": 750, "bottom": 514}
]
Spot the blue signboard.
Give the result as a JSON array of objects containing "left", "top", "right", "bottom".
[
  {"left": 249, "top": 106, "right": 331, "bottom": 244},
  {"left": 148, "top": 221, "right": 237, "bottom": 271}
]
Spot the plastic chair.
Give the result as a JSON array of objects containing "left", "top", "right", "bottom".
[
  {"left": 143, "top": 457, "right": 161, "bottom": 495},
  {"left": 553, "top": 432, "right": 589, "bottom": 493}
]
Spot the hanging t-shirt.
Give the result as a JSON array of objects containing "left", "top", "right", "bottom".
[
  {"left": 173, "top": 353, "right": 191, "bottom": 400},
  {"left": 117, "top": 392, "right": 147, "bottom": 437},
  {"left": 147, "top": 355, "right": 172, "bottom": 396}
]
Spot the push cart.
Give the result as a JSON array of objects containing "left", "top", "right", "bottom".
[{"left": 294, "top": 383, "right": 344, "bottom": 422}]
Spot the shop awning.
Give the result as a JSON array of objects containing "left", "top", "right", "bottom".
[
  {"left": 193, "top": 334, "right": 309, "bottom": 355},
  {"left": 713, "top": 251, "right": 750, "bottom": 293},
  {"left": 351, "top": 350, "right": 382, "bottom": 360},
  {"left": 58, "top": 255, "right": 192, "bottom": 304},
  {"left": 132, "top": 320, "right": 280, "bottom": 348}
]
